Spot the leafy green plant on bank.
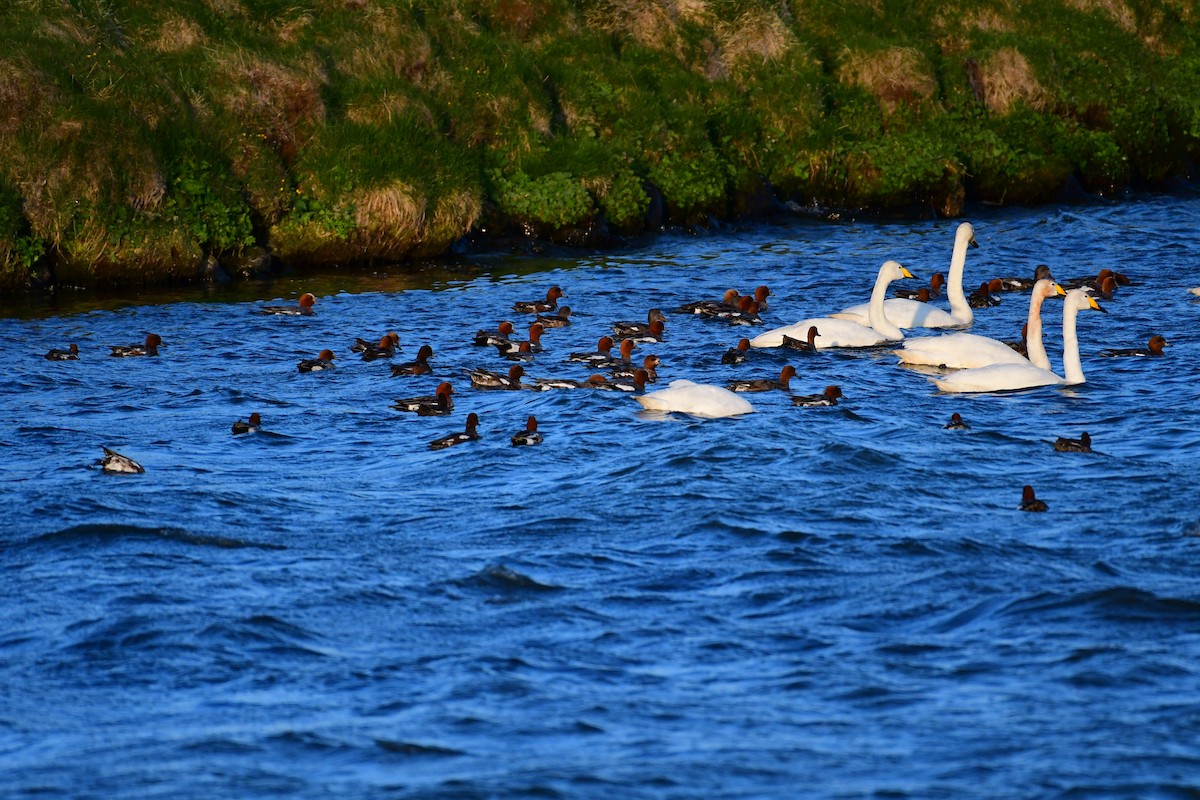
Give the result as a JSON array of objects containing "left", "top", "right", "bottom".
[{"left": 488, "top": 169, "right": 595, "bottom": 229}]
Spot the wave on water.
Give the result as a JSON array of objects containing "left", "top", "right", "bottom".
[{"left": 27, "top": 523, "right": 287, "bottom": 551}]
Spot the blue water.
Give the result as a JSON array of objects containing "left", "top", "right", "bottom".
[{"left": 3, "top": 197, "right": 1200, "bottom": 798}]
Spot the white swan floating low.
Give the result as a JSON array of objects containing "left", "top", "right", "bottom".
[
  {"left": 931, "top": 289, "right": 1106, "bottom": 393},
  {"left": 750, "top": 261, "right": 914, "bottom": 349},
  {"left": 830, "top": 222, "right": 978, "bottom": 329},
  {"left": 634, "top": 380, "right": 755, "bottom": 419},
  {"left": 896, "top": 279, "right": 1064, "bottom": 370}
]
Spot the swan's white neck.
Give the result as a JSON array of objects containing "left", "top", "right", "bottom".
[
  {"left": 1060, "top": 298, "right": 1086, "bottom": 385},
  {"left": 867, "top": 267, "right": 904, "bottom": 341},
  {"left": 945, "top": 226, "right": 975, "bottom": 326},
  {"left": 1025, "top": 280, "right": 1052, "bottom": 371}
]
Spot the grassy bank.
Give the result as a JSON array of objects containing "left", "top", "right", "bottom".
[{"left": 2, "top": 0, "right": 1198, "bottom": 292}]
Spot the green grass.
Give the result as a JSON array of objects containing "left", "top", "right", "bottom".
[{"left": 1, "top": 0, "right": 1198, "bottom": 291}]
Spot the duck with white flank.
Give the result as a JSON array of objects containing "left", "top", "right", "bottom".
[
  {"left": 792, "top": 385, "right": 844, "bottom": 407},
  {"left": 358, "top": 333, "right": 401, "bottom": 361},
  {"left": 536, "top": 306, "right": 572, "bottom": 329},
  {"left": 722, "top": 338, "right": 751, "bottom": 365},
  {"left": 495, "top": 323, "right": 544, "bottom": 355},
  {"left": 475, "top": 321, "right": 515, "bottom": 347},
  {"left": 612, "top": 308, "right": 668, "bottom": 339},
  {"left": 468, "top": 364, "right": 525, "bottom": 390},
  {"left": 513, "top": 286, "right": 564, "bottom": 314},
  {"left": 429, "top": 413, "right": 480, "bottom": 450},
  {"left": 781, "top": 326, "right": 820, "bottom": 353},
  {"left": 944, "top": 413, "right": 970, "bottom": 430},
  {"left": 110, "top": 333, "right": 163, "bottom": 357},
  {"left": 298, "top": 349, "right": 336, "bottom": 372},
  {"left": 568, "top": 336, "right": 616, "bottom": 365},
  {"left": 393, "top": 382, "right": 455, "bottom": 415},
  {"left": 45, "top": 343, "right": 80, "bottom": 361},
  {"left": 1099, "top": 335, "right": 1167, "bottom": 357},
  {"left": 511, "top": 415, "right": 543, "bottom": 446}
]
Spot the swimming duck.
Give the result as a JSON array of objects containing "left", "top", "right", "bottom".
[
  {"left": 392, "top": 382, "right": 455, "bottom": 415},
  {"left": 791, "top": 385, "right": 843, "bottom": 407},
  {"left": 1099, "top": 335, "right": 1168, "bottom": 357},
  {"left": 359, "top": 333, "right": 401, "bottom": 361},
  {"left": 590, "top": 337, "right": 637, "bottom": 369},
  {"left": 1094, "top": 275, "right": 1119, "bottom": 301},
  {"left": 830, "top": 222, "right": 977, "bottom": 329},
  {"left": 468, "top": 364, "right": 525, "bottom": 390},
  {"left": 752, "top": 261, "right": 914, "bottom": 349},
  {"left": 259, "top": 292, "right": 317, "bottom": 316},
  {"left": 1020, "top": 485, "right": 1048, "bottom": 512},
  {"left": 499, "top": 341, "right": 537, "bottom": 362},
  {"left": 475, "top": 321, "right": 516, "bottom": 347},
  {"left": 232, "top": 412, "right": 262, "bottom": 435},
  {"left": 298, "top": 349, "right": 336, "bottom": 372},
  {"left": 993, "top": 264, "right": 1053, "bottom": 292},
  {"left": 679, "top": 288, "right": 740, "bottom": 316},
  {"left": 612, "top": 308, "right": 668, "bottom": 338},
  {"left": 429, "top": 412, "right": 480, "bottom": 450},
  {"left": 715, "top": 296, "right": 763, "bottom": 326},
  {"left": 967, "top": 279, "right": 1003, "bottom": 308},
  {"left": 511, "top": 415, "right": 543, "bottom": 446},
  {"left": 45, "top": 343, "right": 80, "bottom": 361},
  {"left": 110, "top": 333, "right": 163, "bottom": 357},
  {"left": 1060, "top": 268, "right": 1120, "bottom": 291},
  {"left": 780, "top": 326, "right": 821, "bottom": 353},
  {"left": 496, "top": 323, "right": 544, "bottom": 355},
  {"left": 931, "top": 289, "right": 1106, "bottom": 393},
  {"left": 614, "top": 319, "right": 665, "bottom": 343},
  {"left": 390, "top": 345, "right": 434, "bottom": 377},
  {"left": 611, "top": 354, "right": 660, "bottom": 383},
  {"left": 750, "top": 285, "right": 771, "bottom": 313},
  {"left": 583, "top": 369, "right": 649, "bottom": 392},
  {"left": 352, "top": 332, "right": 400, "bottom": 353},
  {"left": 895, "top": 273, "right": 945, "bottom": 300},
  {"left": 568, "top": 336, "right": 615, "bottom": 365},
  {"left": 727, "top": 365, "right": 798, "bottom": 393},
  {"left": 536, "top": 306, "right": 572, "bottom": 329},
  {"left": 513, "top": 286, "right": 564, "bottom": 314},
  {"left": 98, "top": 446, "right": 144, "bottom": 474},
  {"left": 944, "top": 412, "right": 970, "bottom": 430},
  {"left": 722, "top": 338, "right": 751, "bottom": 364},
  {"left": 634, "top": 379, "right": 755, "bottom": 418},
  {"left": 1054, "top": 431, "right": 1092, "bottom": 453}
]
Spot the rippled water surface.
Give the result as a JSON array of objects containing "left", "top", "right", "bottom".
[{"left": 4, "top": 197, "right": 1200, "bottom": 798}]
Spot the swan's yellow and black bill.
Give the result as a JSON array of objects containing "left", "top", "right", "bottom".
[
  {"left": 1088, "top": 296, "right": 1107, "bottom": 313},
  {"left": 900, "top": 267, "right": 915, "bottom": 279},
  {"left": 1054, "top": 283, "right": 1067, "bottom": 296}
]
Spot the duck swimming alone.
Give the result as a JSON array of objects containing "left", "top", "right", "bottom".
[
  {"left": 392, "top": 382, "right": 455, "bottom": 415},
  {"left": 45, "top": 343, "right": 80, "bottom": 361},
  {"left": 298, "top": 349, "right": 336, "bottom": 372},
  {"left": 1099, "top": 335, "right": 1168, "bottom": 357},
  {"left": 944, "top": 412, "right": 970, "bottom": 430},
  {"left": 259, "top": 292, "right": 317, "bottom": 316},
  {"left": 110, "top": 334, "right": 164, "bottom": 357},
  {"left": 390, "top": 345, "right": 434, "bottom": 376},
  {"left": 791, "top": 385, "right": 844, "bottom": 407},
  {"left": 1020, "top": 485, "right": 1048, "bottom": 512},
  {"left": 511, "top": 415, "right": 543, "bottom": 446},
  {"left": 727, "top": 365, "right": 798, "bottom": 393},
  {"left": 1054, "top": 432, "right": 1092, "bottom": 453},
  {"left": 429, "top": 412, "right": 480, "bottom": 450},
  {"left": 98, "top": 446, "right": 144, "bottom": 474},
  {"left": 513, "top": 286, "right": 564, "bottom": 314},
  {"left": 232, "top": 412, "right": 262, "bottom": 435}
]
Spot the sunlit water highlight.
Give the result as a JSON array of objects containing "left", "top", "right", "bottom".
[{"left": 3, "top": 197, "right": 1200, "bottom": 797}]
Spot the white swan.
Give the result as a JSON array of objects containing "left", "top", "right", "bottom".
[
  {"left": 634, "top": 380, "right": 755, "bottom": 418},
  {"left": 830, "top": 222, "right": 978, "bottom": 329},
  {"left": 931, "top": 289, "right": 1106, "bottom": 393},
  {"left": 749, "top": 260, "right": 914, "bottom": 349},
  {"left": 895, "top": 279, "right": 1064, "bottom": 370}
]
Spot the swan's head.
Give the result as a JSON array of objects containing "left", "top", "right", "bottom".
[
  {"left": 956, "top": 222, "right": 978, "bottom": 248},
  {"left": 880, "top": 260, "right": 914, "bottom": 283},
  {"left": 1065, "top": 288, "right": 1106, "bottom": 314},
  {"left": 1032, "top": 279, "right": 1060, "bottom": 299}
]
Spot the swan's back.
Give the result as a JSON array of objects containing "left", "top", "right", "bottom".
[
  {"left": 932, "top": 362, "right": 1060, "bottom": 393},
  {"left": 898, "top": 333, "right": 1032, "bottom": 369},
  {"left": 832, "top": 299, "right": 964, "bottom": 329},
  {"left": 751, "top": 317, "right": 884, "bottom": 349},
  {"left": 635, "top": 380, "right": 755, "bottom": 418}
]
